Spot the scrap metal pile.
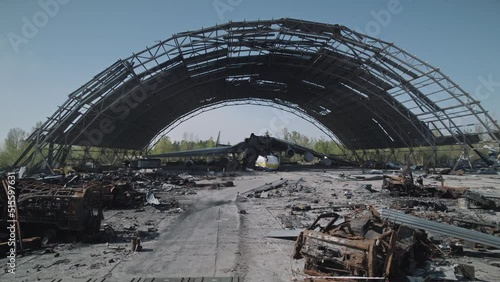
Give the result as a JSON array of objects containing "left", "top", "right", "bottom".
[
  {"left": 293, "top": 207, "right": 433, "bottom": 280},
  {"left": 382, "top": 173, "right": 498, "bottom": 210},
  {"left": 1, "top": 179, "right": 104, "bottom": 238},
  {"left": 382, "top": 174, "right": 467, "bottom": 198},
  {"left": 0, "top": 170, "right": 214, "bottom": 245},
  {"left": 280, "top": 170, "right": 500, "bottom": 281}
]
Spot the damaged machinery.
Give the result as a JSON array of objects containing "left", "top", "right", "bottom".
[
  {"left": 382, "top": 174, "right": 467, "bottom": 198},
  {"left": 293, "top": 208, "right": 432, "bottom": 279},
  {"left": 0, "top": 178, "right": 103, "bottom": 242},
  {"left": 383, "top": 174, "right": 499, "bottom": 210}
]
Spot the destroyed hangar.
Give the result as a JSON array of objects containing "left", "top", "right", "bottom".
[{"left": 2, "top": 18, "right": 500, "bottom": 282}]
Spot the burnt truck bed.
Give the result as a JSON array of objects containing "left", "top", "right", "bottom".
[{"left": 1, "top": 179, "right": 103, "bottom": 236}]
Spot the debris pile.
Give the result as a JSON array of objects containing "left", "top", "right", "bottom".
[
  {"left": 0, "top": 170, "right": 221, "bottom": 247},
  {"left": 1, "top": 179, "right": 104, "bottom": 240},
  {"left": 383, "top": 173, "right": 500, "bottom": 212},
  {"left": 382, "top": 174, "right": 467, "bottom": 198},
  {"left": 1, "top": 165, "right": 498, "bottom": 281},
  {"left": 293, "top": 208, "right": 433, "bottom": 279}
]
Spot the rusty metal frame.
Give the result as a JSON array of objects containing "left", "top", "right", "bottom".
[{"left": 294, "top": 212, "right": 399, "bottom": 279}]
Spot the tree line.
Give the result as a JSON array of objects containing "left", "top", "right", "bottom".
[{"left": 150, "top": 136, "right": 217, "bottom": 155}]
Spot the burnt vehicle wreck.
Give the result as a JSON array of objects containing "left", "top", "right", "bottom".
[
  {"left": 0, "top": 178, "right": 104, "bottom": 243},
  {"left": 383, "top": 174, "right": 467, "bottom": 199},
  {"left": 293, "top": 208, "right": 432, "bottom": 280}
]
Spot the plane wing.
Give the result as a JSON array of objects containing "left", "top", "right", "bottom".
[
  {"left": 269, "top": 137, "right": 327, "bottom": 158},
  {"left": 145, "top": 144, "right": 241, "bottom": 158},
  {"left": 145, "top": 133, "right": 356, "bottom": 168}
]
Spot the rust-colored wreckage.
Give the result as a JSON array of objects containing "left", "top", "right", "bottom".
[
  {"left": 288, "top": 170, "right": 500, "bottom": 281},
  {"left": 0, "top": 172, "right": 185, "bottom": 246},
  {"left": 0, "top": 178, "right": 104, "bottom": 244},
  {"left": 382, "top": 173, "right": 499, "bottom": 210},
  {"left": 293, "top": 207, "right": 433, "bottom": 280},
  {"left": 382, "top": 174, "right": 467, "bottom": 198}
]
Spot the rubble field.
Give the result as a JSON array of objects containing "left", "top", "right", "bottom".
[{"left": 1, "top": 167, "right": 500, "bottom": 281}]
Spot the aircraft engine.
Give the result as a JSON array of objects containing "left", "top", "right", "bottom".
[
  {"left": 185, "top": 159, "right": 194, "bottom": 167},
  {"left": 321, "top": 157, "right": 332, "bottom": 166},
  {"left": 286, "top": 148, "right": 295, "bottom": 157},
  {"left": 303, "top": 151, "right": 314, "bottom": 162}
]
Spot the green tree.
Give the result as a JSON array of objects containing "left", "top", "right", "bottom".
[
  {"left": 0, "top": 128, "right": 28, "bottom": 169},
  {"left": 314, "top": 138, "right": 342, "bottom": 155},
  {"left": 151, "top": 136, "right": 175, "bottom": 154},
  {"left": 287, "top": 130, "right": 314, "bottom": 147}
]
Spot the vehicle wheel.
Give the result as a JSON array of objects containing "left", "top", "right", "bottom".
[{"left": 226, "top": 159, "right": 240, "bottom": 171}]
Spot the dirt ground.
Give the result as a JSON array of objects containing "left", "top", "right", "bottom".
[{"left": 2, "top": 166, "right": 500, "bottom": 281}]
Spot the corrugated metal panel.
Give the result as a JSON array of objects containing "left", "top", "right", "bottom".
[
  {"left": 380, "top": 209, "right": 500, "bottom": 249},
  {"left": 130, "top": 278, "right": 242, "bottom": 282},
  {"left": 51, "top": 277, "right": 243, "bottom": 282}
]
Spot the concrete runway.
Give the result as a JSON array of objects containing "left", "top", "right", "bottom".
[{"left": 110, "top": 175, "right": 279, "bottom": 280}]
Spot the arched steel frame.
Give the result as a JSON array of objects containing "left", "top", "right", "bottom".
[{"left": 13, "top": 18, "right": 500, "bottom": 171}]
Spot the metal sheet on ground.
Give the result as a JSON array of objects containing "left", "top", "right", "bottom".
[
  {"left": 380, "top": 209, "right": 500, "bottom": 249},
  {"left": 130, "top": 277, "right": 242, "bottom": 282},
  {"left": 53, "top": 277, "right": 243, "bottom": 282},
  {"left": 265, "top": 229, "right": 302, "bottom": 240}
]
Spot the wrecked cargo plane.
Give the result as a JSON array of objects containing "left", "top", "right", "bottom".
[{"left": 145, "top": 133, "right": 344, "bottom": 171}]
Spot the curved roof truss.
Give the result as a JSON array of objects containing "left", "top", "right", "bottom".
[{"left": 17, "top": 18, "right": 500, "bottom": 163}]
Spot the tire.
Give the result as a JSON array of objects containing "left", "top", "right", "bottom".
[{"left": 226, "top": 159, "right": 240, "bottom": 171}]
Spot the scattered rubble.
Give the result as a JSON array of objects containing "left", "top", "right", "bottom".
[
  {"left": 462, "top": 190, "right": 497, "bottom": 210},
  {"left": 2, "top": 167, "right": 499, "bottom": 281},
  {"left": 242, "top": 169, "right": 500, "bottom": 281},
  {"left": 383, "top": 174, "right": 467, "bottom": 198},
  {"left": 0, "top": 169, "right": 235, "bottom": 248}
]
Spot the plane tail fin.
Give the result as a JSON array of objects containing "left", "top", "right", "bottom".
[{"left": 216, "top": 131, "right": 221, "bottom": 147}]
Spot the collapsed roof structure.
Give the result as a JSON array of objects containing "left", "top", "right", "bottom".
[{"left": 14, "top": 18, "right": 500, "bottom": 171}]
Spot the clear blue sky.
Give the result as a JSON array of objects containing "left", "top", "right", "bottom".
[{"left": 0, "top": 0, "right": 499, "bottom": 145}]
